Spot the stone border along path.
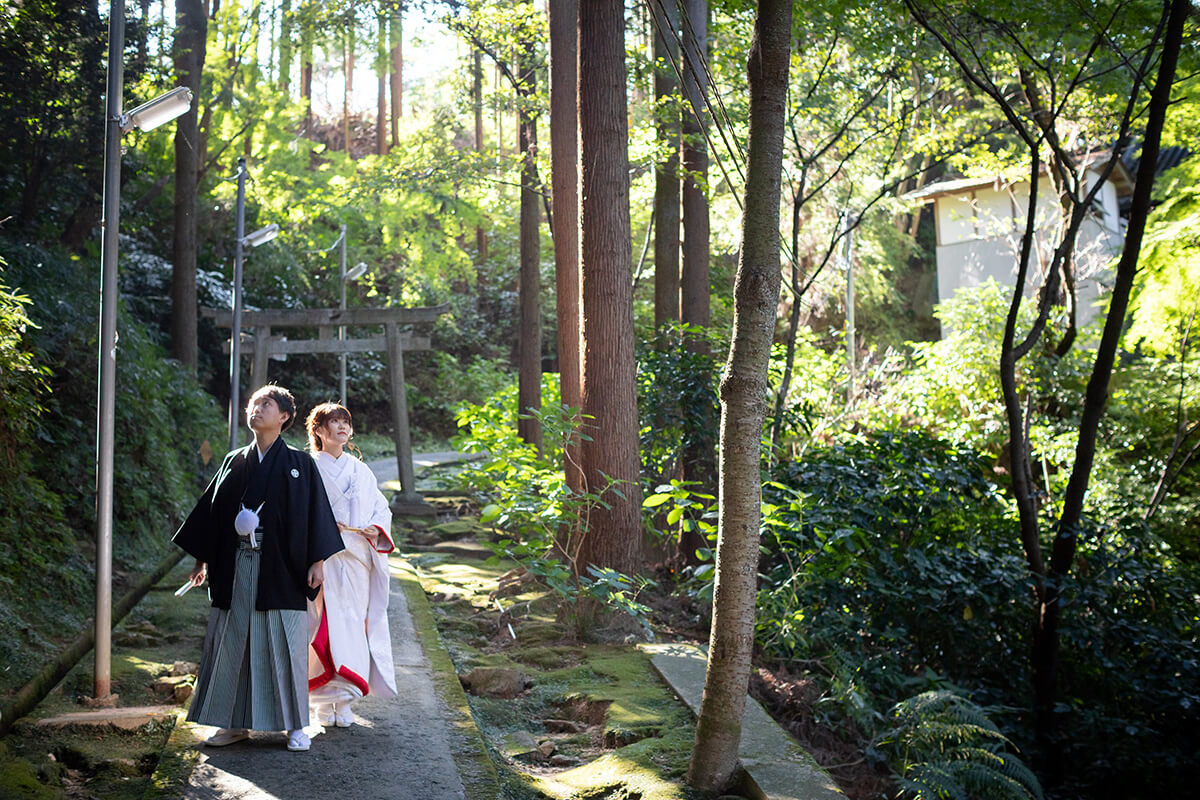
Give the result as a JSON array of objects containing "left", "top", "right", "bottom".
[
  {"left": 148, "top": 563, "right": 500, "bottom": 800},
  {"left": 641, "top": 643, "right": 846, "bottom": 800}
]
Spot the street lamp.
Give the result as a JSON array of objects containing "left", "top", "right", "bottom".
[
  {"left": 95, "top": 0, "right": 193, "bottom": 703},
  {"left": 120, "top": 87, "right": 194, "bottom": 134},
  {"left": 840, "top": 211, "right": 857, "bottom": 407},
  {"left": 334, "top": 219, "right": 369, "bottom": 406},
  {"left": 227, "top": 156, "right": 279, "bottom": 452}
]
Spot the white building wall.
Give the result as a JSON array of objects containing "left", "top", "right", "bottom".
[{"left": 932, "top": 171, "right": 1122, "bottom": 332}]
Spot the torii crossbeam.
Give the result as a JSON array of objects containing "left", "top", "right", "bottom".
[{"left": 203, "top": 304, "right": 449, "bottom": 512}]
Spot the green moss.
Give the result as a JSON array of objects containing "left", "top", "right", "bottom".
[
  {"left": 0, "top": 756, "right": 58, "bottom": 800},
  {"left": 410, "top": 553, "right": 705, "bottom": 800}
]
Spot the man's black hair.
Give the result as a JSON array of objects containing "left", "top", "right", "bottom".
[{"left": 249, "top": 384, "right": 297, "bottom": 432}]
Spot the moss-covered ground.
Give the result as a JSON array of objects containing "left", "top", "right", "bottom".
[
  {"left": 406, "top": 553, "right": 710, "bottom": 800},
  {"left": 0, "top": 560, "right": 208, "bottom": 800}
]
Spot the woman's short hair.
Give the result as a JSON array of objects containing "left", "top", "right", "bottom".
[
  {"left": 248, "top": 385, "right": 297, "bottom": 431},
  {"left": 306, "top": 402, "right": 352, "bottom": 452}
]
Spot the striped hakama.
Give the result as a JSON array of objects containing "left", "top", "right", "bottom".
[{"left": 189, "top": 538, "right": 309, "bottom": 731}]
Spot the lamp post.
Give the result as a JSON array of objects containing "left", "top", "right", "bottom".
[
  {"left": 841, "top": 211, "right": 857, "bottom": 407},
  {"left": 95, "top": 0, "right": 192, "bottom": 702},
  {"left": 339, "top": 242, "right": 367, "bottom": 407},
  {"left": 227, "top": 156, "right": 279, "bottom": 452}
]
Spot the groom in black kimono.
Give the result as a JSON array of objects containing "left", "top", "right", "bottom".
[{"left": 174, "top": 384, "right": 343, "bottom": 751}]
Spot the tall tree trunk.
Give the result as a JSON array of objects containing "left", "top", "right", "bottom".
[
  {"left": 1031, "top": 0, "right": 1187, "bottom": 754},
  {"left": 389, "top": 2, "right": 402, "bottom": 147},
  {"left": 517, "top": 6, "right": 543, "bottom": 451},
  {"left": 170, "top": 0, "right": 208, "bottom": 375},
  {"left": 301, "top": 16, "right": 314, "bottom": 132},
  {"left": 577, "top": 0, "right": 643, "bottom": 579},
  {"left": 651, "top": 0, "right": 680, "bottom": 335},
  {"left": 343, "top": 31, "right": 352, "bottom": 153},
  {"left": 687, "top": 0, "right": 791, "bottom": 790},
  {"left": 137, "top": 0, "right": 151, "bottom": 73},
  {"left": 473, "top": 48, "right": 488, "bottom": 265},
  {"left": 679, "top": 0, "right": 716, "bottom": 537},
  {"left": 549, "top": 0, "right": 581, "bottom": 494},
  {"left": 278, "top": 0, "right": 292, "bottom": 92},
  {"left": 680, "top": 0, "right": 710, "bottom": 342},
  {"left": 59, "top": 0, "right": 105, "bottom": 249},
  {"left": 376, "top": 10, "right": 387, "bottom": 155}
]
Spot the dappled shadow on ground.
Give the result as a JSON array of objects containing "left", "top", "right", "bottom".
[{"left": 750, "top": 666, "right": 892, "bottom": 800}]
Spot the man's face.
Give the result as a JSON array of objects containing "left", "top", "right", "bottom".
[{"left": 247, "top": 394, "right": 288, "bottom": 433}]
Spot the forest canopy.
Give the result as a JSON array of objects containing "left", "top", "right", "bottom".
[{"left": 0, "top": 1, "right": 1197, "bottom": 798}]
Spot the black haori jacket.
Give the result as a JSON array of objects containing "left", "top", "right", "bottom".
[{"left": 173, "top": 437, "right": 344, "bottom": 611}]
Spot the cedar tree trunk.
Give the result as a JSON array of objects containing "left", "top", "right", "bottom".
[
  {"left": 651, "top": 0, "right": 680, "bottom": 333},
  {"left": 577, "top": 0, "right": 643, "bottom": 579},
  {"left": 517, "top": 8, "right": 543, "bottom": 451},
  {"left": 170, "top": 0, "right": 207, "bottom": 374},
  {"left": 549, "top": 0, "right": 581, "bottom": 492},
  {"left": 390, "top": 3, "right": 403, "bottom": 146}
]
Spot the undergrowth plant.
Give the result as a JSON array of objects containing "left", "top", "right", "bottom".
[
  {"left": 451, "top": 379, "right": 656, "bottom": 636},
  {"left": 880, "top": 690, "right": 1042, "bottom": 800}
]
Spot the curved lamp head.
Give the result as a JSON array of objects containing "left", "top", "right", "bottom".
[
  {"left": 120, "top": 87, "right": 193, "bottom": 134},
  {"left": 345, "top": 262, "right": 368, "bottom": 281},
  {"left": 242, "top": 224, "right": 280, "bottom": 248}
]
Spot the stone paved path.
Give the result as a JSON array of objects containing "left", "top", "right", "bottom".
[
  {"left": 177, "top": 578, "right": 467, "bottom": 800},
  {"left": 367, "top": 451, "right": 476, "bottom": 487}
]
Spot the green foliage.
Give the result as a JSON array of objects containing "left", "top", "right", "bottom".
[
  {"left": 1128, "top": 155, "right": 1200, "bottom": 355},
  {"left": 881, "top": 690, "right": 1042, "bottom": 800},
  {"left": 0, "top": 259, "right": 49, "bottom": 456},
  {"left": 451, "top": 378, "right": 656, "bottom": 636},
  {"left": 0, "top": 238, "right": 224, "bottom": 691},
  {"left": 636, "top": 324, "right": 722, "bottom": 484},
  {"left": 753, "top": 431, "right": 1024, "bottom": 731}
]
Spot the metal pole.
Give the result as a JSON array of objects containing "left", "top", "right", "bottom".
[
  {"left": 843, "top": 213, "right": 856, "bottom": 407},
  {"left": 338, "top": 223, "right": 347, "bottom": 406},
  {"left": 228, "top": 157, "right": 247, "bottom": 452},
  {"left": 94, "top": 0, "right": 125, "bottom": 703}
]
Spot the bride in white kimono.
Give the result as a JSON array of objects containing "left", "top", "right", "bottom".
[{"left": 305, "top": 403, "right": 397, "bottom": 727}]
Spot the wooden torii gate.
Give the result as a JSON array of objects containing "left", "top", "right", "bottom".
[{"left": 203, "top": 304, "right": 448, "bottom": 512}]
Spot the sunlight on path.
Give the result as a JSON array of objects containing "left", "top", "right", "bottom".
[{"left": 178, "top": 581, "right": 466, "bottom": 800}]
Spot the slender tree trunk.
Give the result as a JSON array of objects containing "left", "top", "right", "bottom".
[
  {"left": 301, "top": 22, "right": 314, "bottom": 132},
  {"left": 59, "top": 0, "right": 105, "bottom": 249},
  {"left": 770, "top": 192, "right": 809, "bottom": 454},
  {"left": 549, "top": 0, "right": 581, "bottom": 493},
  {"left": 687, "top": 0, "right": 791, "bottom": 790},
  {"left": 1032, "top": 0, "right": 1187, "bottom": 751},
  {"left": 137, "top": 0, "right": 151, "bottom": 73},
  {"left": 343, "top": 31, "right": 352, "bottom": 153},
  {"left": 651, "top": 0, "right": 680, "bottom": 334},
  {"left": 680, "top": 0, "right": 710, "bottom": 342},
  {"left": 376, "top": 10, "right": 387, "bottom": 155},
  {"left": 278, "top": 0, "right": 292, "bottom": 92},
  {"left": 474, "top": 48, "right": 488, "bottom": 266},
  {"left": 517, "top": 5, "right": 543, "bottom": 451},
  {"left": 170, "top": 0, "right": 208, "bottom": 375},
  {"left": 389, "top": 2, "right": 403, "bottom": 146},
  {"left": 679, "top": 0, "right": 716, "bottom": 521},
  {"left": 577, "top": 0, "right": 643, "bottom": 579}
]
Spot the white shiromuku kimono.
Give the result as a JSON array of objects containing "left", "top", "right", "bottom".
[{"left": 307, "top": 450, "right": 397, "bottom": 707}]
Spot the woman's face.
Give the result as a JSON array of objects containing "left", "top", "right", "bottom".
[{"left": 318, "top": 416, "right": 352, "bottom": 450}]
